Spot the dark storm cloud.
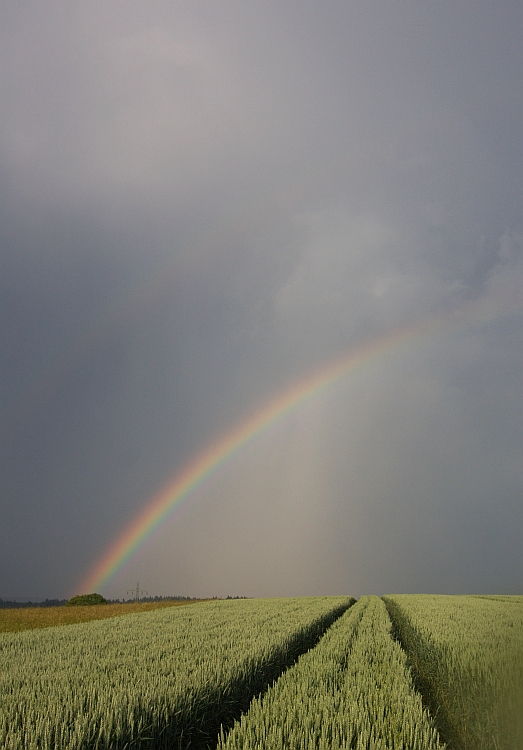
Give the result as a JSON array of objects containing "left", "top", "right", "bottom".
[{"left": 1, "top": 1, "right": 522, "bottom": 599}]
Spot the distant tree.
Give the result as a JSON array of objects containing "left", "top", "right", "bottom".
[
  {"left": 0, "top": 598, "right": 67, "bottom": 608},
  {"left": 66, "top": 593, "right": 107, "bottom": 606}
]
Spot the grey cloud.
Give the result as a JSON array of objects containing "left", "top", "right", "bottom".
[{"left": 1, "top": 1, "right": 522, "bottom": 599}]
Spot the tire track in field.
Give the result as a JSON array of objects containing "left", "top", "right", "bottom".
[
  {"left": 219, "top": 597, "right": 445, "bottom": 750},
  {"left": 383, "top": 597, "right": 454, "bottom": 749},
  {"left": 213, "top": 597, "right": 366, "bottom": 750},
  {"left": 199, "top": 599, "right": 356, "bottom": 750}
]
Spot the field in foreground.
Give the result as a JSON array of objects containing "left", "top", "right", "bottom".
[
  {"left": 384, "top": 594, "right": 523, "bottom": 750},
  {"left": 1, "top": 595, "right": 522, "bottom": 750},
  {"left": 0, "top": 597, "right": 351, "bottom": 749},
  {"left": 0, "top": 599, "right": 204, "bottom": 633}
]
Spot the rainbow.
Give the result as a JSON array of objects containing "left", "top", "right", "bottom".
[
  {"left": 78, "top": 283, "right": 522, "bottom": 595},
  {"left": 78, "top": 324, "right": 423, "bottom": 595}
]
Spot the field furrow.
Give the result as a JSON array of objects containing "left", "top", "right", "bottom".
[
  {"left": 384, "top": 595, "right": 523, "bottom": 750},
  {"left": 219, "top": 595, "right": 445, "bottom": 750},
  {"left": 0, "top": 596, "right": 352, "bottom": 750}
]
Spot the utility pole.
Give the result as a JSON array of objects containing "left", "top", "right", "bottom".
[{"left": 127, "top": 582, "right": 148, "bottom": 602}]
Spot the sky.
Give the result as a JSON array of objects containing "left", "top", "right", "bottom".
[{"left": 1, "top": 1, "right": 522, "bottom": 601}]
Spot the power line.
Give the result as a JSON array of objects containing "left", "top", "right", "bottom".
[{"left": 127, "top": 582, "right": 148, "bottom": 602}]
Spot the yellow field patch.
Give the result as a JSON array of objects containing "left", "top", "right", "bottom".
[{"left": 0, "top": 599, "right": 204, "bottom": 633}]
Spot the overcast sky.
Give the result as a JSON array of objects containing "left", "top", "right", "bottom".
[{"left": 1, "top": 1, "right": 522, "bottom": 600}]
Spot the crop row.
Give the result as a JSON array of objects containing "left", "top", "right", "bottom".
[
  {"left": 220, "top": 595, "right": 444, "bottom": 750},
  {"left": 384, "top": 594, "right": 523, "bottom": 750},
  {"left": 0, "top": 596, "right": 352, "bottom": 749}
]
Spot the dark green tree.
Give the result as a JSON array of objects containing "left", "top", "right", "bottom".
[{"left": 66, "top": 593, "right": 108, "bottom": 606}]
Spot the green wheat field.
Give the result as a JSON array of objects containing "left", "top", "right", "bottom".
[{"left": 1, "top": 595, "right": 522, "bottom": 749}]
